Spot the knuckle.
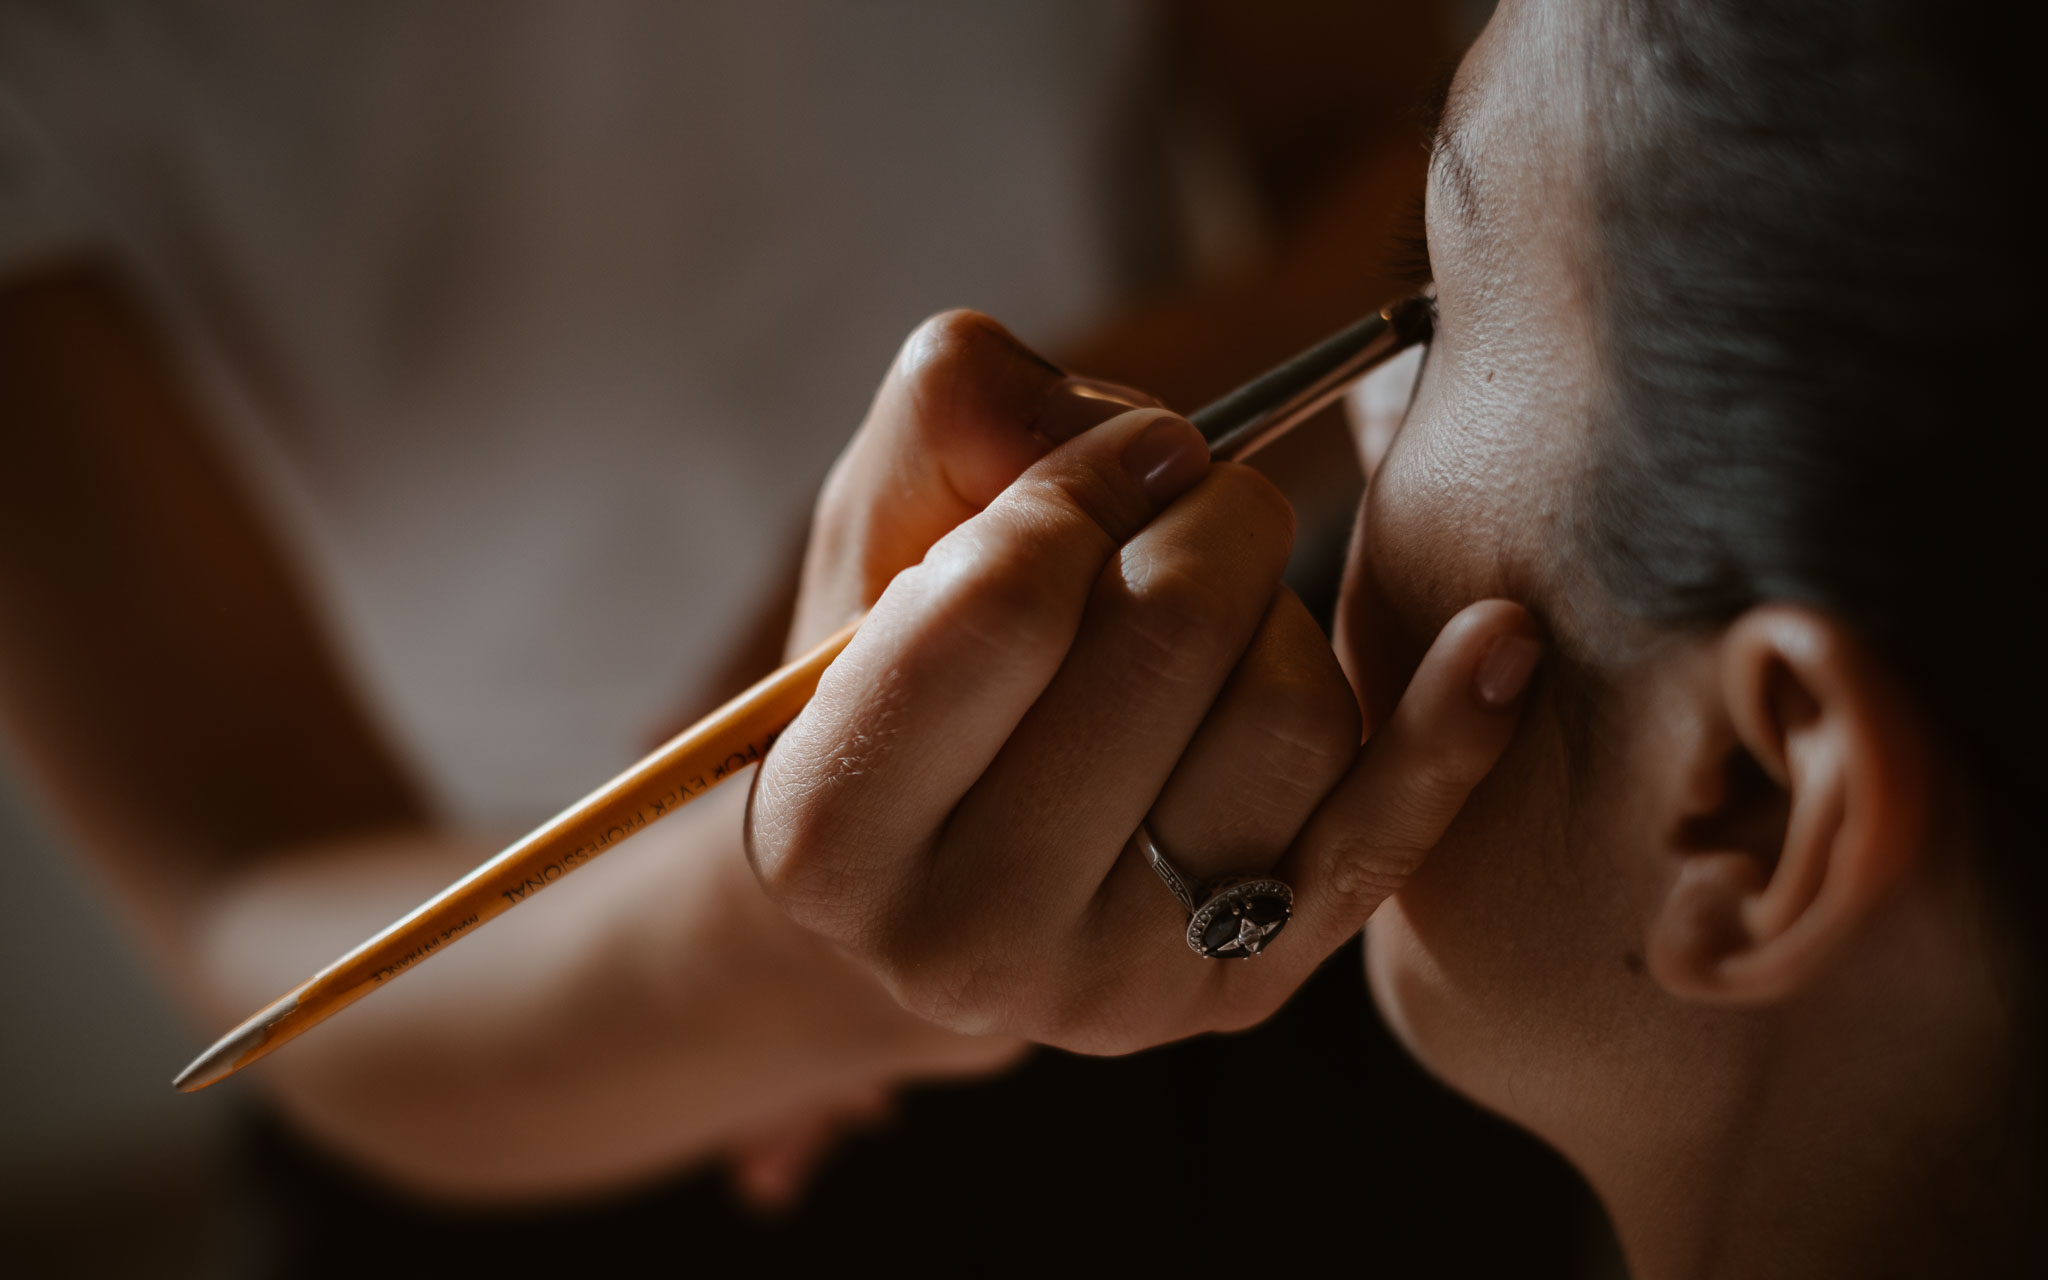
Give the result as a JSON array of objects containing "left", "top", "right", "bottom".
[
  {"left": 893, "top": 308, "right": 1004, "bottom": 388},
  {"left": 881, "top": 933, "right": 1014, "bottom": 1037},
  {"left": 1400, "top": 742, "right": 1491, "bottom": 815},
  {"left": 1014, "top": 455, "right": 1145, "bottom": 553},
  {"left": 888, "top": 309, "right": 1041, "bottom": 444},
  {"left": 745, "top": 772, "right": 862, "bottom": 928},
  {"left": 745, "top": 762, "right": 819, "bottom": 895},
  {"left": 909, "top": 542, "right": 1078, "bottom": 660},
  {"left": 886, "top": 967, "right": 974, "bottom": 1030},
  {"left": 1111, "top": 559, "right": 1238, "bottom": 685},
  {"left": 744, "top": 687, "right": 916, "bottom": 934},
  {"left": 1321, "top": 848, "right": 1409, "bottom": 915}
]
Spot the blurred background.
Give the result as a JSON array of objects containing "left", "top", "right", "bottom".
[
  {"left": 0, "top": 773, "right": 233, "bottom": 1274},
  {"left": 1, "top": 2, "right": 1621, "bottom": 1275}
]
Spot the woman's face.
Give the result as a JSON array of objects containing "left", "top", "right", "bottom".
[{"left": 1335, "top": 0, "right": 1697, "bottom": 1159}]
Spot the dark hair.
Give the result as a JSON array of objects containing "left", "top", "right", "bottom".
[{"left": 1578, "top": 0, "right": 2044, "bottom": 1243}]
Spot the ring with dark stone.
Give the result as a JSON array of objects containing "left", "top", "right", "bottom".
[
  {"left": 1132, "top": 824, "right": 1293, "bottom": 959},
  {"left": 1185, "top": 875, "right": 1293, "bottom": 959}
]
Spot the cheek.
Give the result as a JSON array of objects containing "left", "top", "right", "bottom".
[{"left": 1363, "top": 700, "right": 1642, "bottom": 1134}]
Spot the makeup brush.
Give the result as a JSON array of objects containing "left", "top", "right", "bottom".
[{"left": 172, "top": 292, "right": 1433, "bottom": 1092}]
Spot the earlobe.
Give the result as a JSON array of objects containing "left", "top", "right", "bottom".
[{"left": 1646, "top": 606, "right": 1933, "bottom": 1006}]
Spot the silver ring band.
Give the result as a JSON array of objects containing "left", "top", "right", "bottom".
[
  {"left": 1134, "top": 822, "right": 1294, "bottom": 960},
  {"left": 1133, "top": 822, "right": 1200, "bottom": 913}
]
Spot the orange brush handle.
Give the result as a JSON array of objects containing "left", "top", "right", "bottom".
[{"left": 175, "top": 619, "right": 860, "bottom": 1091}]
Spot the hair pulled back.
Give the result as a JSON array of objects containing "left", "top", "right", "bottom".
[
  {"left": 1581, "top": 0, "right": 2044, "bottom": 958},
  {"left": 1577, "top": 8, "right": 2047, "bottom": 1232}
]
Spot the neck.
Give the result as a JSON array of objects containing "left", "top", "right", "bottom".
[{"left": 1588, "top": 899, "right": 2029, "bottom": 1278}]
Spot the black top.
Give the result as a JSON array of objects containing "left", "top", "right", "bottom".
[{"left": 233, "top": 947, "right": 1612, "bottom": 1278}]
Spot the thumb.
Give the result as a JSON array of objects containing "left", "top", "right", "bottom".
[{"left": 790, "top": 310, "right": 1155, "bottom": 652}]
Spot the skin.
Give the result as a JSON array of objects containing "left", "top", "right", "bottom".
[
  {"left": 762, "top": 0, "right": 2032, "bottom": 1272},
  {"left": 0, "top": 261, "right": 1500, "bottom": 1206},
  {"left": 752, "top": 309, "right": 1543, "bottom": 1051},
  {"left": 0, "top": 1, "right": 1459, "bottom": 1204},
  {"left": 0, "top": 263, "right": 1018, "bottom": 1205},
  {"left": 1349, "top": 3, "right": 2025, "bottom": 1274},
  {"left": 4, "top": 3, "right": 2022, "bottom": 1260}
]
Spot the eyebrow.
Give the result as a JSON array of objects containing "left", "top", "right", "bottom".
[{"left": 1421, "top": 73, "right": 1482, "bottom": 226}]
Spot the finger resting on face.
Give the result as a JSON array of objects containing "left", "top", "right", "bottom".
[{"left": 1241, "top": 599, "right": 1540, "bottom": 998}]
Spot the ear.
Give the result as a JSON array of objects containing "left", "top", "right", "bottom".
[{"left": 1646, "top": 605, "right": 1934, "bottom": 1005}]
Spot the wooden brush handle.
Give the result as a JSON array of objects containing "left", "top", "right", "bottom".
[{"left": 175, "top": 618, "right": 861, "bottom": 1090}]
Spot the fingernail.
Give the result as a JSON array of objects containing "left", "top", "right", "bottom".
[
  {"left": 1473, "top": 633, "right": 1542, "bottom": 709},
  {"left": 1036, "top": 376, "right": 1162, "bottom": 443},
  {"left": 1121, "top": 414, "right": 1208, "bottom": 505}
]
